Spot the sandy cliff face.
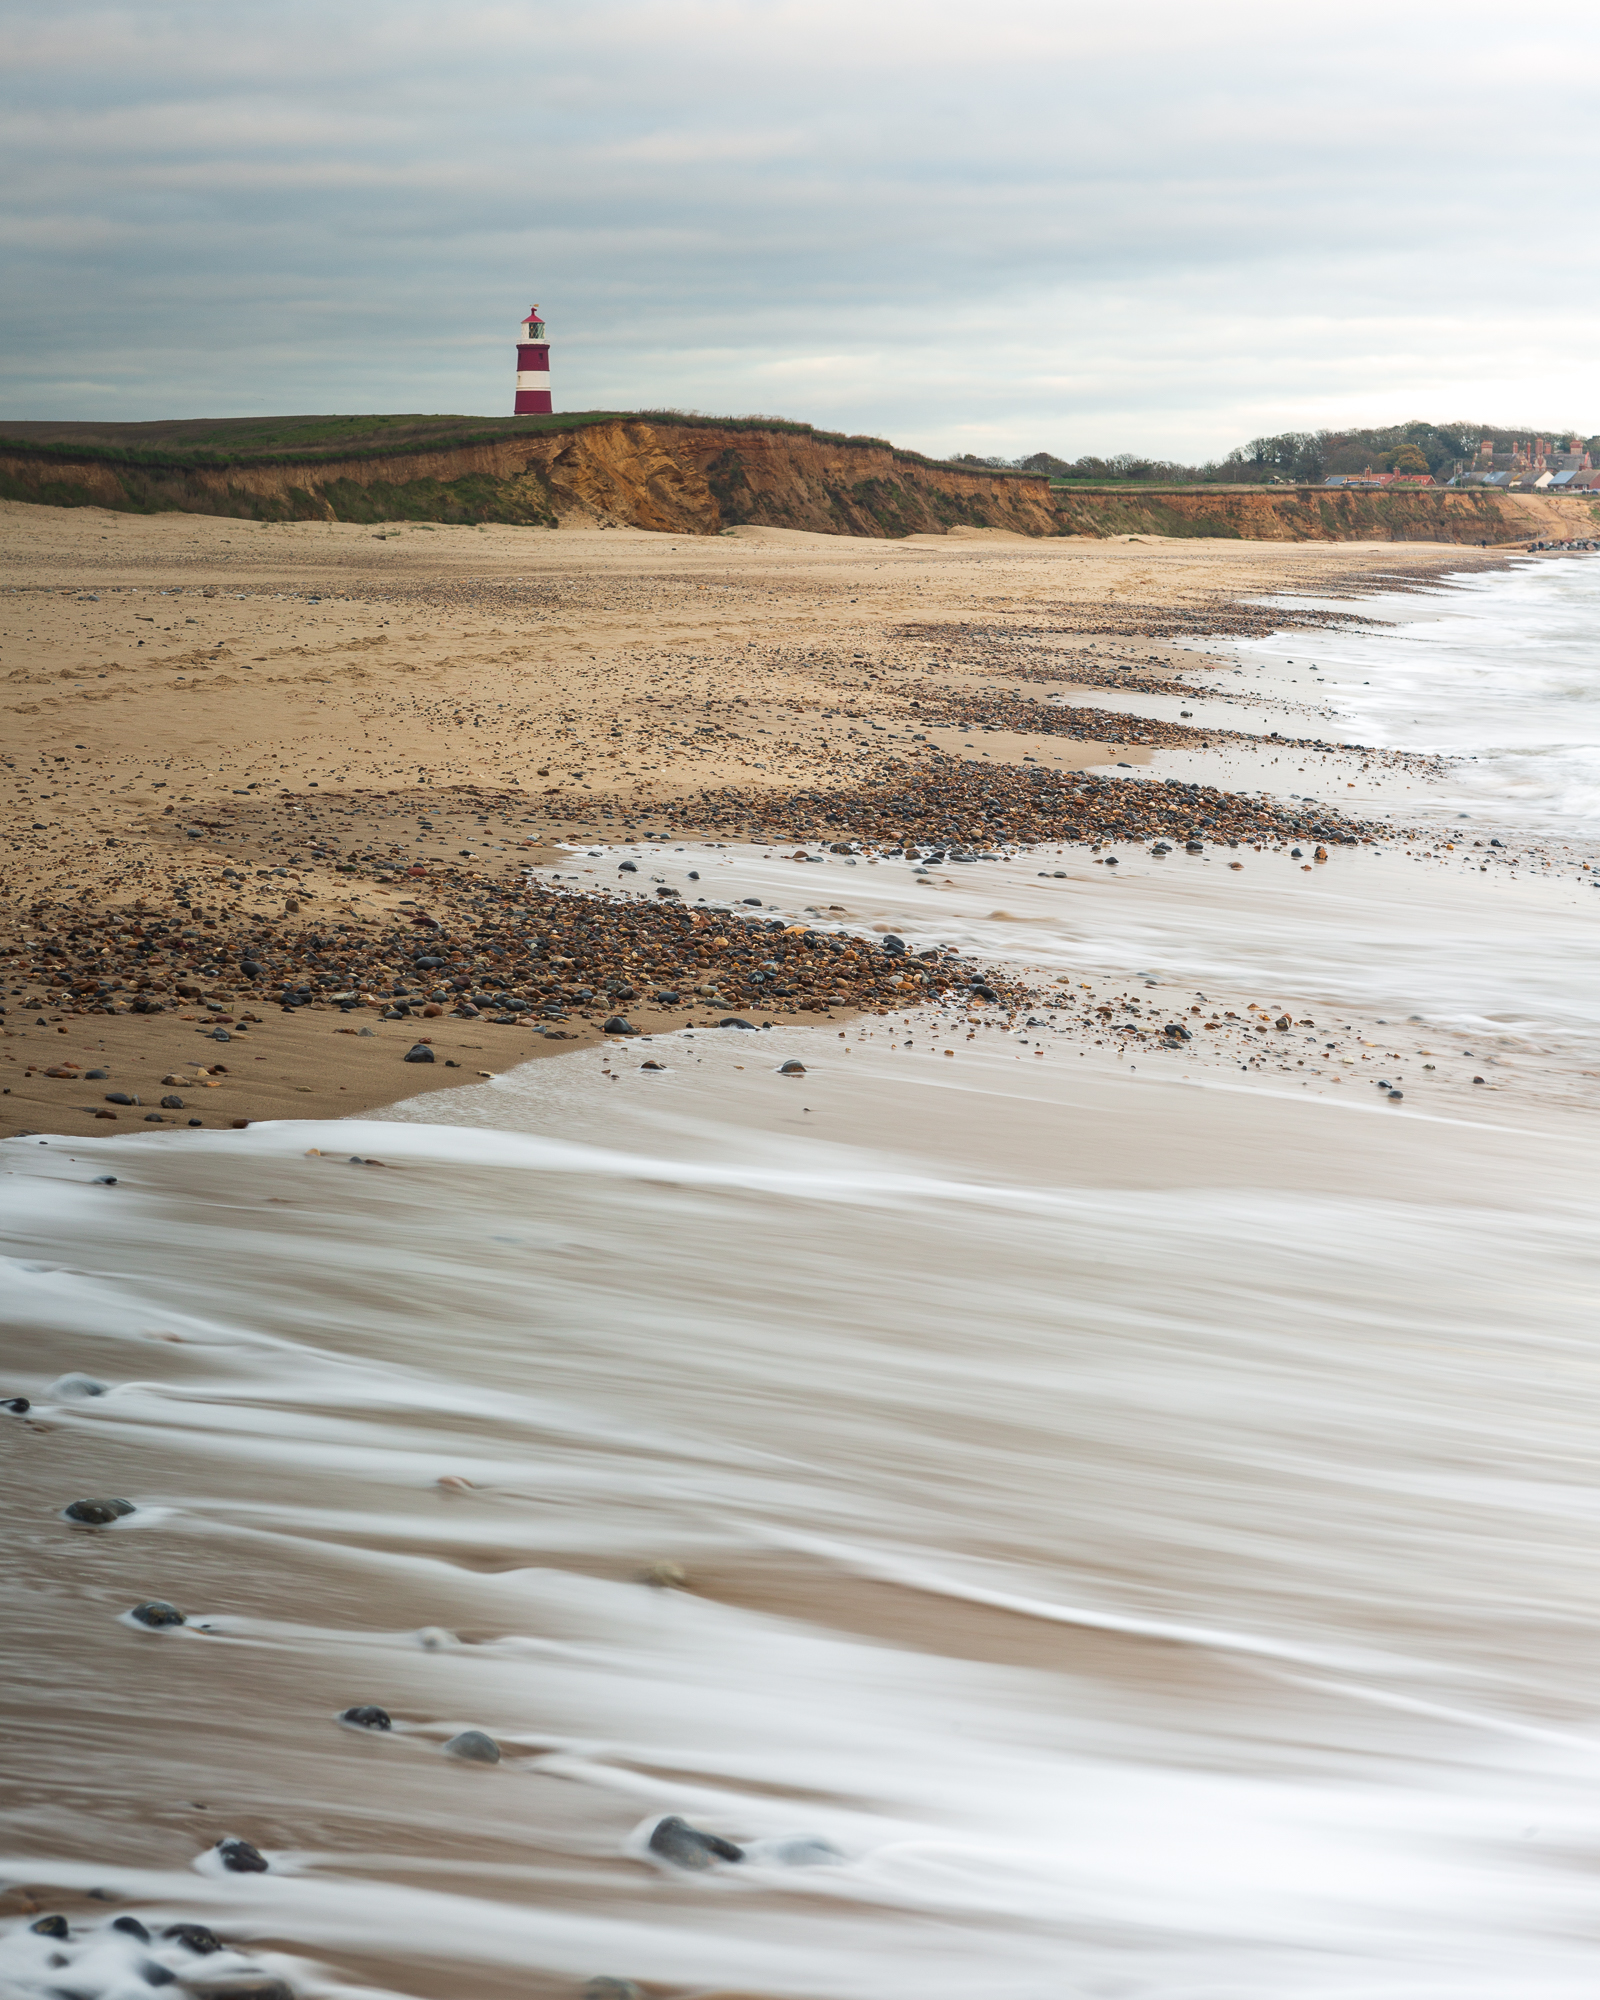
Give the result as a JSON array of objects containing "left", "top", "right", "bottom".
[
  {"left": 1053, "top": 484, "right": 1600, "bottom": 544},
  {"left": 0, "top": 420, "right": 1057, "bottom": 540}
]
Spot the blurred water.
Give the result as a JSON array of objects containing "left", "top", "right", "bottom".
[
  {"left": 5, "top": 1044, "right": 1600, "bottom": 1998},
  {"left": 1250, "top": 557, "right": 1600, "bottom": 828}
]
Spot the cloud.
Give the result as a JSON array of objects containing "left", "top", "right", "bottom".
[{"left": 2, "top": 0, "right": 1598, "bottom": 453}]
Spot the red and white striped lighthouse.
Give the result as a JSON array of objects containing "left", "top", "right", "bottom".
[{"left": 514, "top": 305, "right": 552, "bottom": 415}]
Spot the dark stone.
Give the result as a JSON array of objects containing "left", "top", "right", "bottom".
[
  {"left": 187, "top": 1983, "right": 293, "bottom": 2000},
  {"left": 640, "top": 1059, "right": 666, "bottom": 1070},
  {"left": 1388, "top": 1090, "right": 1404, "bottom": 1101},
  {"left": 85, "top": 1068, "right": 109, "bottom": 1079},
  {"left": 30, "top": 1915, "right": 69, "bottom": 1938},
  {"left": 602, "top": 1016, "right": 640, "bottom": 1036},
  {"left": 3, "top": 1396, "right": 30, "bottom": 1413},
  {"left": 1185, "top": 840, "right": 1205, "bottom": 853},
  {"left": 778, "top": 1060, "right": 806, "bottom": 1075},
  {"left": 65, "top": 1498, "right": 136, "bottom": 1524},
  {"left": 444, "top": 1729, "right": 501, "bottom": 1763},
  {"left": 339, "top": 1704, "right": 392, "bottom": 1729},
  {"left": 130, "top": 1599, "right": 185, "bottom": 1628},
  {"left": 141, "top": 1962, "right": 177, "bottom": 1987},
  {"left": 617, "top": 861, "right": 637, "bottom": 872},
  {"left": 655, "top": 885, "right": 680, "bottom": 898},
  {"left": 161, "top": 1095, "right": 185, "bottom": 1109},
  {"left": 93, "top": 1175, "right": 118, "bottom": 1185},
  {"left": 741, "top": 897, "right": 762, "bottom": 906},
  {"left": 880, "top": 935, "right": 906, "bottom": 955},
  {"left": 719, "top": 1017, "right": 757, "bottom": 1030},
  {"left": 646, "top": 1814, "right": 744, "bottom": 1869},
  {"left": 112, "top": 1918, "right": 151, "bottom": 1942},
  {"left": 654, "top": 990, "right": 680, "bottom": 1004},
  {"left": 210, "top": 1030, "right": 231, "bottom": 1043},
  {"left": 105, "top": 1092, "right": 140, "bottom": 1106},
  {"left": 1104, "top": 856, "right": 1119, "bottom": 866},
  {"left": 216, "top": 1837, "right": 269, "bottom": 1873},
  {"left": 1163, "top": 1024, "right": 1191, "bottom": 1041},
  {"left": 240, "top": 961, "right": 263, "bottom": 979},
  {"left": 162, "top": 1925, "right": 221, "bottom": 1955},
  {"left": 403, "top": 1044, "right": 435, "bottom": 1063},
  {"left": 584, "top": 1983, "right": 643, "bottom": 2000},
  {"left": 970, "top": 986, "right": 999, "bottom": 1004}
]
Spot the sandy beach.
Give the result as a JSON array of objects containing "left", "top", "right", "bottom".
[
  {"left": 9, "top": 505, "right": 1600, "bottom": 2000},
  {"left": 0, "top": 503, "right": 1514, "bottom": 1139}
]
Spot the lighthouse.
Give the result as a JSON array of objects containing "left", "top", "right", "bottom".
[{"left": 514, "top": 305, "right": 552, "bottom": 415}]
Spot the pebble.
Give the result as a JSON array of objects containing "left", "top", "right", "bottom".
[
  {"left": 584, "top": 1982, "right": 643, "bottom": 2000},
  {"left": 163, "top": 1924, "right": 221, "bottom": 1954},
  {"left": 602, "top": 1015, "right": 639, "bottom": 1035},
  {"left": 719, "top": 1016, "right": 757, "bottom": 1030},
  {"left": 3, "top": 1396, "right": 30, "bottom": 1414},
  {"left": 646, "top": 1814, "right": 744, "bottom": 1868},
  {"left": 778, "top": 1059, "right": 806, "bottom": 1074},
  {"left": 64, "top": 1497, "right": 136, "bottom": 1524},
  {"left": 443, "top": 1729, "right": 501, "bottom": 1763},
  {"left": 111, "top": 1916, "right": 152, "bottom": 1942},
  {"left": 403, "top": 1043, "right": 435, "bottom": 1063},
  {"left": 215, "top": 1837, "right": 269, "bottom": 1873},
  {"left": 129, "top": 1599, "right": 186, "bottom": 1628},
  {"left": 49, "top": 1373, "right": 108, "bottom": 1398},
  {"left": 105, "top": 1092, "right": 140, "bottom": 1106},
  {"left": 640, "top": 1059, "right": 666, "bottom": 1070},
  {"left": 189, "top": 1982, "right": 294, "bottom": 2000},
  {"left": 30, "top": 1914, "right": 69, "bottom": 1938},
  {"left": 340, "top": 1704, "right": 392, "bottom": 1729},
  {"left": 162, "top": 1095, "right": 186, "bottom": 1109}
]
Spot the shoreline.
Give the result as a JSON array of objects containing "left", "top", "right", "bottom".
[{"left": 1, "top": 501, "right": 1530, "bottom": 1141}]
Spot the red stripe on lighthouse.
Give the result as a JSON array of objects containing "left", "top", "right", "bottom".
[{"left": 514, "top": 304, "right": 552, "bottom": 416}]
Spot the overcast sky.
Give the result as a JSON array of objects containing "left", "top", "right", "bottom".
[{"left": 3, "top": 0, "right": 1598, "bottom": 459}]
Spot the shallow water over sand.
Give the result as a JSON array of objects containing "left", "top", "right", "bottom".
[{"left": 7, "top": 575, "right": 1600, "bottom": 1999}]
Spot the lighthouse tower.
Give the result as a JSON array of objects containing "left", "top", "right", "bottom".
[{"left": 514, "top": 305, "right": 552, "bottom": 415}]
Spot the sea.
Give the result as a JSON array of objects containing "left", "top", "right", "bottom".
[{"left": 5, "top": 557, "right": 1600, "bottom": 2000}]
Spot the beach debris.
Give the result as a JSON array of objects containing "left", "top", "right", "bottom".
[
  {"left": 444, "top": 1729, "right": 501, "bottom": 1763},
  {"left": 64, "top": 1497, "right": 136, "bottom": 1524},
  {"left": 340, "top": 1704, "right": 392, "bottom": 1729},
  {"left": 129, "top": 1599, "right": 185, "bottom": 1628},
  {"left": 646, "top": 1814, "right": 744, "bottom": 1869}
]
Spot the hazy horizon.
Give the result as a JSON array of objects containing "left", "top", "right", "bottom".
[{"left": 4, "top": 0, "right": 1597, "bottom": 461}]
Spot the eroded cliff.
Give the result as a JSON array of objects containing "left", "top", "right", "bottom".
[{"left": 0, "top": 417, "right": 1058, "bottom": 540}]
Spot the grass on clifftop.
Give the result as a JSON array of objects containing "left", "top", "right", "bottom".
[{"left": 0, "top": 409, "right": 1040, "bottom": 480}]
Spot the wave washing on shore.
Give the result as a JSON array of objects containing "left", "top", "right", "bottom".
[
  {"left": 1253, "top": 553, "right": 1600, "bottom": 827},
  {"left": 5, "top": 570, "right": 1600, "bottom": 2000}
]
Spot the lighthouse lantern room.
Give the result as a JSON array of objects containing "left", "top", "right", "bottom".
[{"left": 514, "top": 306, "right": 552, "bottom": 415}]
